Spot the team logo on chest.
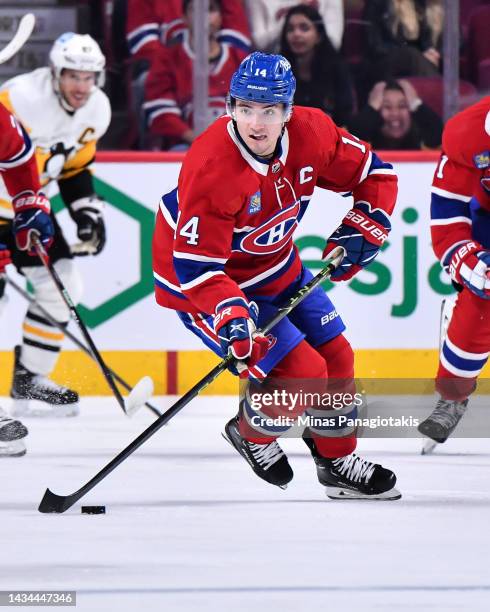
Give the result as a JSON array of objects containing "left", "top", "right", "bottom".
[
  {"left": 474, "top": 151, "right": 490, "bottom": 169},
  {"left": 240, "top": 201, "right": 300, "bottom": 255}
]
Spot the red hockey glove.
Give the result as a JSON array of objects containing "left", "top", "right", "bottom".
[
  {"left": 447, "top": 241, "right": 490, "bottom": 299},
  {"left": 12, "top": 190, "right": 54, "bottom": 254},
  {"left": 214, "top": 298, "right": 270, "bottom": 375},
  {"left": 0, "top": 243, "right": 11, "bottom": 273},
  {"left": 323, "top": 202, "right": 391, "bottom": 281}
]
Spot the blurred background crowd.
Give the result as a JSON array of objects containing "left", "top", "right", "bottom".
[{"left": 5, "top": 0, "right": 489, "bottom": 151}]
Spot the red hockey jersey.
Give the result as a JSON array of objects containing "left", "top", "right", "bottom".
[
  {"left": 144, "top": 36, "right": 247, "bottom": 140},
  {"left": 152, "top": 106, "right": 398, "bottom": 316},
  {"left": 126, "top": 0, "right": 251, "bottom": 62},
  {"left": 430, "top": 96, "right": 490, "bottom": 264},
  {"left": 0, "top": 102, "right": 40, "bottom": 204}
]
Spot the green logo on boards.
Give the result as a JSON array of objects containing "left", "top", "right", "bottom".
[{"left": 51, "top": 176, "right": 155, "bottom": 328}]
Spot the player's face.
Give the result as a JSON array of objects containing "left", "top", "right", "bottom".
[
  {"left": 285, "top": 14, "right": 320, "bottom": 56},
  {"left": 59, "top": 69, "right": 97, "bottom": 109},
  {"left": 234, "top": 101, "right": 285, "bottom": 158},
  {"left": 380, "top": 90, "right": 411, "bottom": 139}
]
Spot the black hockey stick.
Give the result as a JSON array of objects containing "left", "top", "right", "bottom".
[
  {"left": 4, "top": 273, "right": 161, "bottom": 417},
  {"left": 38, "top": 247, "right": 344, "bottom": 513},
  {"left": 32, "top": 236, "right": 153, "bottom": 416}
]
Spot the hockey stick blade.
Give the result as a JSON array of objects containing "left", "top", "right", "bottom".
[
  {"left": 0, "top": 14, "right": 36, "bottom": 64},
  {"left": 38, "top": 488, "right": 78, "bottom": 514},
  {"left": 38, "top": 248, "right": 344, "bottom": 513},
  {"left": 125, "top": 376, "right": 154, "bottom": 417}
]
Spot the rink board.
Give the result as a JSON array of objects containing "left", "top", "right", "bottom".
[{"left": 2, "top": 150, "right": 485, "bottom": 395}]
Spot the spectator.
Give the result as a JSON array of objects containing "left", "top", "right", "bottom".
[
  {"left": 244, "top": 0, "right": 344, "bottom": 53},
  {"left": 363, "top": 0, "right": 444, "bottom": 81},
  {"left": 280, "top": 4, "right": 354, "bottom": 126},
  {"left": 126, "top": 0, "right": 251, "bottom": 68},
  {"left": 143, "top": 0, "right": 247, "bottom": 149},
  {"left": 348, "top": 79, "right": 443, "bottom": 149}
]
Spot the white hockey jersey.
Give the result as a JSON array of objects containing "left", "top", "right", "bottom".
[{"left": 0, "top": 67, "right": 111, "bottom": 219}]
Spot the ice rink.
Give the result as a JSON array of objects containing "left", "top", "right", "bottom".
[{"left": 1, "top": 395, "right": 489, "bottom": 612}]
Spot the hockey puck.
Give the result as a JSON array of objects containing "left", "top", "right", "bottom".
[{"left": 81, "top": 505, "right": 106, "bottom": 514}]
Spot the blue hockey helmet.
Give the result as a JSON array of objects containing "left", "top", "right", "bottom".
[{"left": 228, "top": 52, "right": 296, "bottom": 120}]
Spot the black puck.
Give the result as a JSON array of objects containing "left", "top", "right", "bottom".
[{"left": 81, "top": 505, "right": 106, "bottom": 514}]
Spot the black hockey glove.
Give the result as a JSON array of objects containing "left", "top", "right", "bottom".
[{"left": 70, "top": 196, "right": 106, "bottom": 256}]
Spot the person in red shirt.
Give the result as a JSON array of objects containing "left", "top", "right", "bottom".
[
  {"left": 126, "top": 0, "right": 251, "bottom": 66},
  {"left": 143, "top": 0, "right": 248, "bottom": 149},
  {"left": 418, "top": 97, "right": 490, "bottom": 453},
  {"left": 152, "top": 52, "right": 402, "bottom": 500}
]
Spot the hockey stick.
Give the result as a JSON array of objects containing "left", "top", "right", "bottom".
[
  {"left": 0, "top": 14, "right": 36, "bottom": 64},
  {"left": 38, "top": 247, "right": 344, "bottom": 513},
  {"left": 32, "top": 235, "right": 154, "bottom": 417},
  {"left": 4, "top": 273, "right": 161, "bottom": 417}
]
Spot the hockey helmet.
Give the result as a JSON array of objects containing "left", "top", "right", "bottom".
[
  {"left": 227, "top": 52, "right": 296, "bottom": 121},
  {"left": 50, "top": 33, "right": 105, "bottom": 88}
]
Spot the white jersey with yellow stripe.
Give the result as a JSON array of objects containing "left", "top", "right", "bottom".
[{"left": 0, "top": 67, "right": 111, "bottom": 220}]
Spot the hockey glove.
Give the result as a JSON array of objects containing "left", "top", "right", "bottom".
[
  {"left": 12, "top": 191, "right": 54, "bottom": 254},
  {"left": 447, "top": 241, "right": 490, "bottom": 299},
  {"left": 70, "top": 196, "right": 106, "bottom": 256},
  {"left": 323, "top": 201, "right": 391, "bottom": 281},
  {"left": 0, "top": 242, "right": 11, "bottom": 273},
  {"left": 214, "top": 298, "right": 270, "bottom": 375}
]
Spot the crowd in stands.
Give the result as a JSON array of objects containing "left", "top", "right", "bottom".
[{"left": 93, "top": 0, "right": 490, "bottom": 151}]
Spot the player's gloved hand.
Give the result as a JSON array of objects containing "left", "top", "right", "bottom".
[
  {"left": 447, "top": 240, "right": 490, "bottom": 299},
  {"left": 0, "top": 242, "right": 12, "bottom": 273},
  {"left": 12, "top": 190, "right": 54, "bottom": 254},
  {"left": 214, "top": 298, "right": 270, "bottom": 375},
  {"left": 70, "top": 196, "right": 106, "bottom": 256},
  {"left": 323, "top": 201, "right": 391, "bottom": 281}
]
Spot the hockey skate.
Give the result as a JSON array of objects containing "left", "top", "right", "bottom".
[
  {"left": 0, "top": 406, "right": 28, "bottom": 457},
  {"left": 222, "top": 415, "right": 293, "bottom": 489},
  {"left": 418, "top": 398, "right": 468, "bottom": 455},
  {"left": 303, "top": 434, "right": 401, "bottom": 500},
  {"left": 10, "top": 346, "right": 79, "bottom": 418}
]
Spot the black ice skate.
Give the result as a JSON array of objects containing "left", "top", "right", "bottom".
[
  {"left": 303, "top": 434, "right": 401, "bottom": 500},
  {"left": 10, "top": 346, "right": 79, "bottom": 418},
  {"left": 418, "top": 398, "right": 469, "bottom": 455},
  {"left": 222, "top": 415, "right": 293, "bottom": 489},
  {"left": 0, "top": 406, "right": 28, "bottom": 457}
]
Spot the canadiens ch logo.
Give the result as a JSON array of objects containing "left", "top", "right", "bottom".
[
  {"left": 248, "top": 191, "right": 262, "bottom": 214},
  {"left": 240, "top": 201, "right": 300, "bottom": 255}
]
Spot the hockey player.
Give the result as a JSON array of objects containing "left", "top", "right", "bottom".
[
  {"left": 418, "top": 96, "right": 490, "bottom": 452},
  {"left": 0, "top": 99, "right": 53, "bottom": 454},
  {"left": 152, "top": 52, "right": 401, "bottom": 500},
  {"left": 0, "top": 33, "right": 111, "bottom": 417},
  {"left": 1, "top": 245, "right": 28, "bottom": 457}
]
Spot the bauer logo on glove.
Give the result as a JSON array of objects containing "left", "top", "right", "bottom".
[{"left": 323, "top": 201, "right": 391, "bottom": 281}]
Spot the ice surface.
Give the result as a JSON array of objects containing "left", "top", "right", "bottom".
[{"left": 0, "top": 396, "right": 489, "bottom": 612}]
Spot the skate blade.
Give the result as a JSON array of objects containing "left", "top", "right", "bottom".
[
  {"left": 0, "top": 440, "right": 26, "bottom": 457},
  {"left": 421, "top": 438, "right": 439, "bottom": 455},
  {"left": 325, "top": 486, "right": 402, "bottom": 501},
  {"left": 11, "top": 399, "right": 80, "bottom": 418}
]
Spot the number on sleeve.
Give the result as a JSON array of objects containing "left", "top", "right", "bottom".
[
  {"left": 436, "top": 155, "right": 449, "bottom": 179},
  {"left": 341, "top": 135, "right": 366, "bottom": 154},
  {"left": 179, "top": 216, "right": 200, "bottom": 245}
]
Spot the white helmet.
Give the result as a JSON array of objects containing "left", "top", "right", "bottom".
[{"left": 50, "top": 32, "right": 106, "bottom": 90}]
